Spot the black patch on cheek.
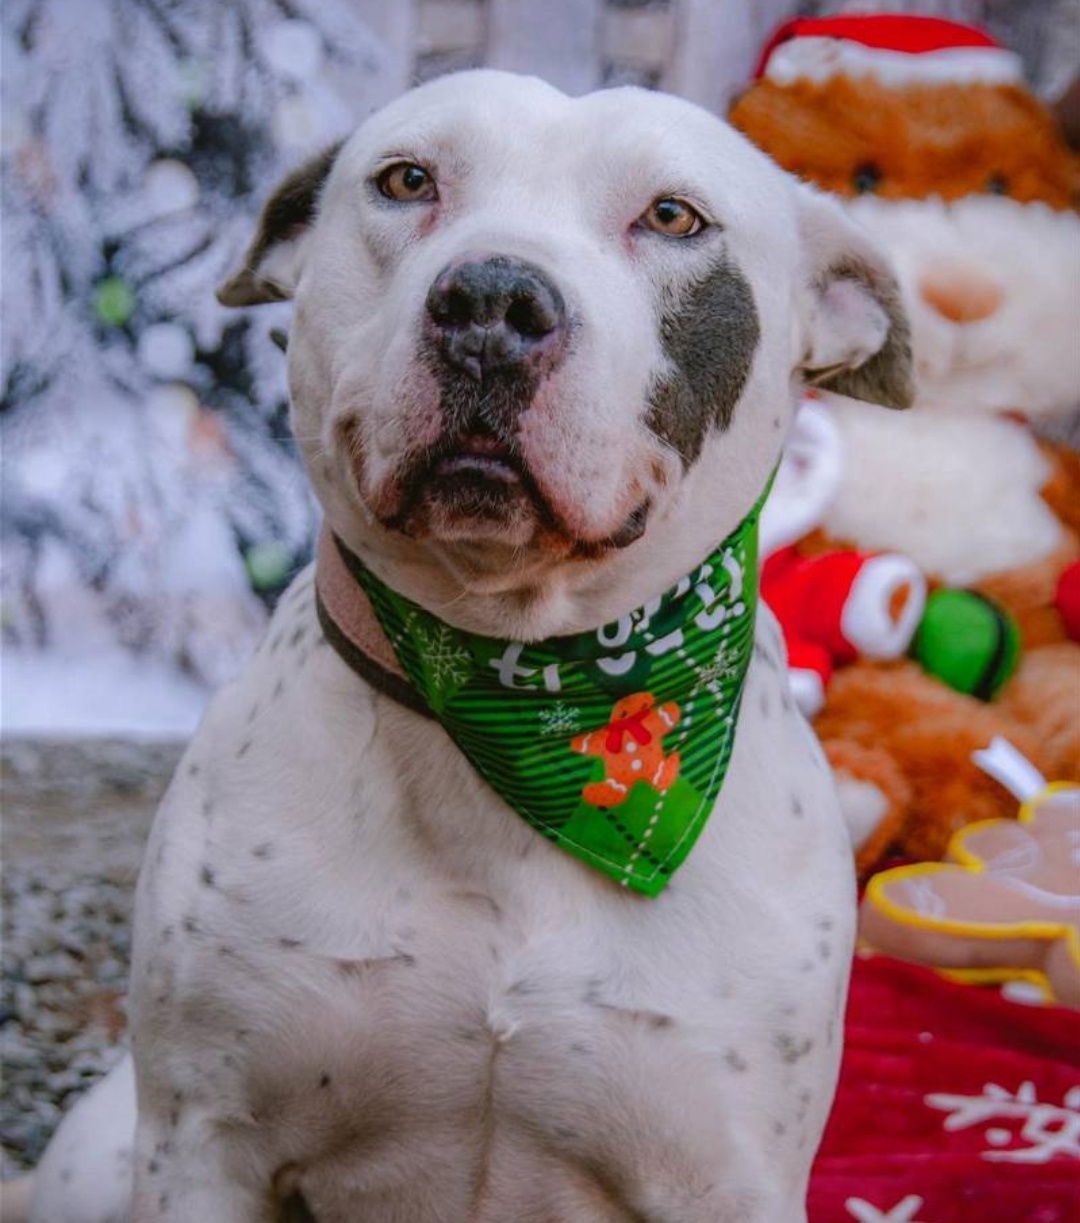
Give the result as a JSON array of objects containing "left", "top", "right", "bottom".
[{"left": 645, "top": 255, "right": 760, "bottom": 467}]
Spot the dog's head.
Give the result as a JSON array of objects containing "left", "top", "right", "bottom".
[{"left": 220, "top": 71, "right": 911, "bottom": 637}]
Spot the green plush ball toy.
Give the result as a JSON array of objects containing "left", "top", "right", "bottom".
[{"left": 911, "top": 589, "right": 1020, "bottom": 701}]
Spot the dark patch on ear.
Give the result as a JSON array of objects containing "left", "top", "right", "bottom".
[
  {"left": 646, "top": 255, "right": 760, "bottom": 467},
  {"left": 807, "top": 259, "right": 913, "bottom": 410},
  {"left": 217, "top": 140, "right": 343, "bottom": 308}
]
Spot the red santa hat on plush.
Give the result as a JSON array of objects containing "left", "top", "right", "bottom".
[
  {"left": 754, "top": 13, "right": 1023, "bottom": 89},
  {"left": 761, "top": 546, "right": 926, "bottom": 716}
]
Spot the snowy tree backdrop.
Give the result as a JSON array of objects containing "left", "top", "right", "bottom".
[
  {"left": 2, "top": 0, "right": 1072, "bottom": 733},
  {"left": 0, "top": 0, "right": 415, "bottom": 730}
]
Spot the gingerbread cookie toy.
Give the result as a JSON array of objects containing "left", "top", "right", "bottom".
[{"left": 860, "top": 739, "right": 1080, "bottom": 1006}]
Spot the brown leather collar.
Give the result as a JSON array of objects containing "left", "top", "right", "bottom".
[{"left": 314, "top": 528, "right": 434, "bottom": 719}]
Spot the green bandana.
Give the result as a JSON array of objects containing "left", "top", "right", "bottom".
[{"left": 318, "top": 492, "right": 768, "bottom": 896}]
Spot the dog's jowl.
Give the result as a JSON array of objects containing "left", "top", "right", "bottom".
[{"left": 29, "top": 70, "right": 911, "bottom": 1223}]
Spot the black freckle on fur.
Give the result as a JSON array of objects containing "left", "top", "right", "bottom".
[
  {"left": 236, "top": 739, "right": 252, "bottom": 758},
  {"left": 186, "top": 762, "right": 200, "bottom": 777},
  {"left": 645, "top": 254, "right": 760, "bottom": 466},
  {"left": 246, "top": 702, "right": 260, "bottom": 725},
  {"left": 724, "top": 1049, "right": 748, "bottom": 1073},
  {"left": 217, "top": 944, "right": 235, "bottom": 957},
  {"left": 774, "top": 1033, "right": 814, "bottom": 1064},
  {"left": 147, "top": 1158, "right": 159, "bottom": 1174},
  {"left": 269, "top": 631, "right": 284, "bottom": 654},
  {"left": 396, "top": 952, "right": 417, "bottom": 967},
  {"left": 272, "top": 678, "right": 285, "bottom": 700},
  {"left": 222, "top": 1053, "right": 236, "bottom": 1068},
  {"left": 279, "top": 936, "right": 303, "bottom": 949},
  {"left": 799, "top": 959, "right": 814, "bottom": 974},
  {"left": 772, "top": 416, "right": 783, "bottom": 430},
  {"left": 791, "top": 796, "right": 804, "bottom": 819},
  {"left": 508, "top": 978, "right": 538, "bottom": 996},
  {"left": 816, "top": 916, "right": 834, "bottom": 932},
  {"left": 569, "top": 1042, "right": 592, "bottom": 1056},
  {"left": 759, "top": 690, "right": 770, "bottom": 718},
  {"left": 289, "top": 626, "right": 307, "bottom": 649},
  {"left": 818, "top": 940, "right": 832, "bottom": 961},
  {"left": 773, "top": 1120, "right": 786, "bottom": 1137},
  {"left": 200, "top": 864, "right": 216, "bottom": 887},
  {"left": 181, "top": 916, "right": 198, "bottom": 935},
  {"left": 319, "top": 1073, "right": 331, "bottom": 1089},
  {"left": 252, "top": 842, "right": 275, "bottom": 860},
  {"left": 201, "top": 799, "right": 212, "bottom": 819},
  {"left": 158, "top": 1192, "right": 169, "bottom": 1211},
  {"left": 59, "top": 1168, "right": 72, "bottom": 1183},
  {"left": 161, "top": 925, "right": 174, "bottom": 943}
]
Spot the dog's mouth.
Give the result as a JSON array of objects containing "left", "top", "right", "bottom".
[
  {"left": 431, "top": 434, "right": 524, "bottom": 485},
  {"left": 378, "top": 426, "right": 551, "bottom": 541},
  {"left": 377, "top": 426, "right": 651, "bottom": 555}
]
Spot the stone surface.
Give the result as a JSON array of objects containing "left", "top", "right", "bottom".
[{"left": 1, "top": 737, "right": 181, "bottom": 1172}]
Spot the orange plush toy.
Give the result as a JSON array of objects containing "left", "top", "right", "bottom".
[{"left": 733, "top": 15, "right": 1080, "bottom": 872}]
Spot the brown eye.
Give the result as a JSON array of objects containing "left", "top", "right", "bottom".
[
  {"left": 641, "top": 197, "right": 705, "bottom": 237},
  {"left": 376, "top": 162, "right": 437, "bottom": 202}
]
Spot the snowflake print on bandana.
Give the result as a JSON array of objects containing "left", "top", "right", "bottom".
[{"left": 538, "top": 702, "right": 580, "bottom": 737}]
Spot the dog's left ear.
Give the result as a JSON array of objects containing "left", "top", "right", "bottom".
[
  {"left": 217, "top": 141, "right": 343, "bottom": 308},
  {"left": 796, "top": 187, "right": 913, "bottom": 409}
]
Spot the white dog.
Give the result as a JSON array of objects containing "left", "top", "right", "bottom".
[{"left": 28, "top": 70, "right": 911, "bottom": 1223}]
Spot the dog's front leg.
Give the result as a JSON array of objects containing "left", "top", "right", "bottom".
[{"left": 132, "top": 1109, "right": 276, "bottom": 1222}]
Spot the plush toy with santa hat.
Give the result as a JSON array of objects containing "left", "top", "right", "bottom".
[{"left": 734, "top": 16, "right": 1080, "bottom": 871}]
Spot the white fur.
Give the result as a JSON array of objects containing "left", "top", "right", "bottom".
[
  {"left": 823, "top": 403, "right": 1060, "bottom": 584},
  {"left": 847, "top": 195, "right": 1080, "bottom": 420},
  {"left": 24, "top": 70, "right": 910, "bottom": 1222},
  {"left": 818, "top": 193, "right": 1080, "bottom": 584},
  {"left": 766, "top": 37, "right": 1023, "bottom": 88}
]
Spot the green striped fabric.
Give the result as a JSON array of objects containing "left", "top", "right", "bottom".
[{"left": 333, "top": 492, "right": 766, "bottom": 895}]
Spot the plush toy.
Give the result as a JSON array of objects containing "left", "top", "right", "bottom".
[
  {"left": 860, "top": 739, "right": 1080, "bottom": 1008},
  {"left": 734, "top": 14, "right": 1080, "bottom": 871},
  {"left": 761, "top": 543, "right": 924, "bottom": 714},
  {"left": 910, "top": 588, "right": 1020, "bottom": 699}
]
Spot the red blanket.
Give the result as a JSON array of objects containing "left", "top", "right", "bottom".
[{"left": 810, "top": 954, "right": 1080, "bottom": 1223}]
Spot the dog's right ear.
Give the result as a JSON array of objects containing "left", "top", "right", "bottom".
[{"left": 217, "top": 142, "right": 343, "bottom": 308}]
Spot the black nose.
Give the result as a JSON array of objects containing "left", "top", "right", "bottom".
[{"left": 425, "top": 256, "right": 567, "bottom": 381}]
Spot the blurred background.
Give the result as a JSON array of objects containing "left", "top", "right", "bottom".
[{"left": 2, "top": 0, "right": 1078, "bottom": 1186}]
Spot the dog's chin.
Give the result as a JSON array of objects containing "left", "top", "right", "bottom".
[{"left": 375, "top": 450, "right": 652, "bottom": 560}]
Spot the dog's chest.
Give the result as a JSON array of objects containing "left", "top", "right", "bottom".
[{"left": 136, "top": 589, "right": 852, "bottom": 1218}]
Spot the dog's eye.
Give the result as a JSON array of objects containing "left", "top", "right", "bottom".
[
  {"left": 640, "top": 197, "right": 705, "bottom": 238},
  {"left": 377, "top": 163, "right": 437, "bottom": 203},
  {"left": 986, "top": 173, "right": 1009, "bottom": 196}
]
